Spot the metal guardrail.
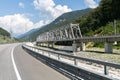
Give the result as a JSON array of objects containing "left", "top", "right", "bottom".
[{"left": 22, "top": 44, "right": 119, "bottom": 80}]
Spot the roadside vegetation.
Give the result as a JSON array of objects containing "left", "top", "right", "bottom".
[
  {"left": 74, "top": 0, "right": 120, "bottom": 48},
  {"left": 0, "top": 27, "right": 19, "bottom": 44},
  {"left": 75, "top": 0, "right": 120, "bottom": 36},
  {"left": 77, "top": 49, "right": 120, "bottom": 64}
]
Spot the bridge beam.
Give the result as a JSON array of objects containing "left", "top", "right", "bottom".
[{"left": 104, "top": 42, "right": 113, "bottom": 53}]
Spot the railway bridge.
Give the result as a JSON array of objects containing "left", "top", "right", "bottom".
[{"left": 36, "top": 24, "right": 120, "bottom": 53}]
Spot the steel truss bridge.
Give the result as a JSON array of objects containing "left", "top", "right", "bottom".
[{"left": 36, "top": 23, "right": 120, "bottom": 53}]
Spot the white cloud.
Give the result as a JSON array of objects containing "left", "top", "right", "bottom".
[
  {"left": 85, "top": 0, "right": 98, "bottom": 8},
  {"left": 19, "top": 2, "right": 25, "bottom": 8},
  {"left": 0, "top": 14, "right": 47, "bottom": 37},
  {"left": 0, "top": 0, "right": 72, "bottom": 37},
  {"left": 33, "top": 0, "right": 72, "bottom": 20},
  {"left": 34, "top": 20, "right": 49, "bottom": 28}
]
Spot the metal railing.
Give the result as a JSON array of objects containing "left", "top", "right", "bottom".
[{"left": 22, "top": 44, "right": 120, "bottom": 80}]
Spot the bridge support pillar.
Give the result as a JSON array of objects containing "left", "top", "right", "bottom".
[
  {"left": 36, "top": 42, "right": 42, "bottom": 46},
  {"left": 36, "top": 42, "right": 39, "bottom": 46},
  {"left": 104, "top": 42, "right": 113, "bottom": 53},
  {"left": 47, "top": 43, "right": 50, "bottom": 47},
  {"left": 80, "top": 42, "right": 86, "bottom": 51},
  {"left": 72, "top": 41, "right": 77, "bottom": 52},
  {"left": 40, "top": 43, "right": 43, "bottom": 46},
  {"left": 51, "top": 42, "right": 54, "bottom": 48}
]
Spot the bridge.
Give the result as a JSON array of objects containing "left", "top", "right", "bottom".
[{"left": 36, "top": 23, "right": 120, "bottom": 53}]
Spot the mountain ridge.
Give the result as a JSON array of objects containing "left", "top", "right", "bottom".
[{"left": 19, "top": 8, "right": 92, "bottom": 41}]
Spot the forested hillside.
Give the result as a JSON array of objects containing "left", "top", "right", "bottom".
[
  {"left": 0, "top": 27, "right": 19, "bottom": 44},
  {"left": 75, "top": 0, "right": 120, "bottom": 36},
  {"left": 0, "top": 27, "right": 10, "bottom": 37},
  {"left": 73, "top": 0, "right": 120, "bottom": 48}
]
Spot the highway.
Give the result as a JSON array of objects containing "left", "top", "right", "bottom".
[{"left": 0, "top": 43, "right": 70, "bottom": 80}]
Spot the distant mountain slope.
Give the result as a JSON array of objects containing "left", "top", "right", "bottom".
[
  {"left": 36, "top": 8, "right": 92, "bottom": 34},
  {"left": 0, "top": 27, "right": 10, "bottom": 37},
  {"left": 20, "top": 8, "right": 92, "bottom": 41},
  {"left": 17, "top": 28, "right": 40, "bottom": 39}
]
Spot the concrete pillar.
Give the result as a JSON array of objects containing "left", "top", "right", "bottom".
[
  {"left": 80, "top": 42, "right": 86, "bottom": 51},
  {"left": 41, "top": 43, "right": 43, "bottom": 46},
  {"left": 51, "top": 42, "right": 54, "bottom": 48},
  {"left": 104, "top": 42, "right": 113, "bottom": 53},
  {"left": 72, "top": 41, "right": 77, "bottom": 52},
  {"left": 48, "top": 43, "right": 50, "bottom": 47},
  {"left": 36, "top": 42, "right": 39, "bottom": 46},
  {"left": 38, "top": 43, "right": 41, "bottom": 46},
  {"left": 36, "top": 42, "right": 38, "bottom": 46}
]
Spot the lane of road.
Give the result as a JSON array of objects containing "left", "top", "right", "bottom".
[
  {"left": 0, "top": 44, "right": 17, "bottom": 80},
  {"left": 0, "top": 43, "right": 70, "bottom": 80}
]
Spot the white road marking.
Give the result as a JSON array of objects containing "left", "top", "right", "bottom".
[{"left": 11, "top": 46, "right": 22, "bottom": 80}]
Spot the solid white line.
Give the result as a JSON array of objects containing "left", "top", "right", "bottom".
[{"left": 11, "top": 46, "right": 22, "bottom": 80}]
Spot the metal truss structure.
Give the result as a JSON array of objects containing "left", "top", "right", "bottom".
[
  {"left": 36, "top": 23, "right": 120, "bottom": 43},
  {"left": 36, "top": 23, "right": 82, "bottom": 42}
]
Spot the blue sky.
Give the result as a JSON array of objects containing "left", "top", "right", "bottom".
[{"left": 0, "top": 0, "right": 100, "bottom": 37}]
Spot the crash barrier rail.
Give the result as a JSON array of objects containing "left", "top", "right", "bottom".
[{"left": 22, "top": 44, "right": 120, "bottom": 80}]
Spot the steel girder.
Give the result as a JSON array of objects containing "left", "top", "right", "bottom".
[{"left": 36, "top": 24, "right": 81, "bottom": 42}]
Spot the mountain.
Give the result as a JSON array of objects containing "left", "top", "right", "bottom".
[
  {"left": 20, "top": 8, "right": 92, "bottom": 41},
  {"left": 0, "top": 27, "right": 10, "bottom": 37},
  {"left": 17, "top": 28, "right": 40, "bottom": 39}
]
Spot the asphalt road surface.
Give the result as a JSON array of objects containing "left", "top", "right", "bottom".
[{"left": 0, "top": 43, "right": 70, "bottom": 80}]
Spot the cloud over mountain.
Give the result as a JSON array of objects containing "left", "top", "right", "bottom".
[
  {"left": 85, "top": 0, "right": 98, "bottom": 8},
  {"left": 0, "top": 14, "right": 46, "bottom": 36},
  {"left": 33, "top": 0, "right": 72, "bottom": 20}
]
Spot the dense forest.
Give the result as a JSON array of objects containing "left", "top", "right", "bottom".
[
  {"left": 0, "top": 27, "right": 10, "bottom": 37},
  {"left": 75, "top": 0, "right": 120, "bottom": 36}
]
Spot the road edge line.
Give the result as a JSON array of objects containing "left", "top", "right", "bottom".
[{"left": 11, "top": 45, "right": 22, "bottom": 80}]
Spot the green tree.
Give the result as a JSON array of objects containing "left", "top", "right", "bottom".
[
  {"left": 112, "top": 0, "right": 120, "bottom": 20},
  {"left": 0, "top": 27, "right": 10, "bottom": 37}
]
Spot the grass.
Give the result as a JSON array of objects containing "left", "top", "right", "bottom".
[
  {"left": 76, "top": 48, "right": 120, "bottom": 64},
  {"left": 0, "top": 35, "right": 18, "bottom": 44},
  {"left": 35, "top": 43, "right": 120, "bottom": 64}
]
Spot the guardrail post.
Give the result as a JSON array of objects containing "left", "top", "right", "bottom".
[
  {"left": 104, "top": 65, "right": 108, "bottom": 75},
  {"left": 42, "top": 51, "right": 44, "bottom": 55},
  {"left": 48, "top": 52, "right": 51, "bottom": 57},
  {"left": 58, "top": 54, "right": 60, "bottom": 60},
  {"left": 37, "top": 49, "right": 39, "bottom": 52},
  {"left": 35, "top": 48, "right": 37, "bottom": 52}
]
